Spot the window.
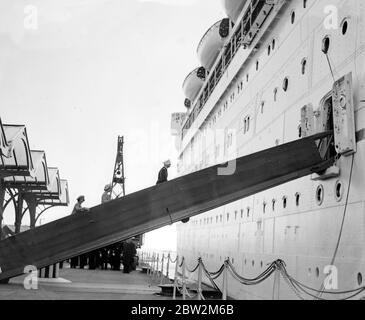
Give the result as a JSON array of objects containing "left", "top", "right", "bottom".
[
  {"left": 283, "top": 196, "right": 288, "bottom": 209},
  {"left": 295, "top": 193, "right": 301, "bottom": 207},
  {"left": 291, "top": 11, "right": 296, "bottom": 24},
  {"left": 283, "top": 77, "right": 289, "bottom": 92},
  {"left": 316, "top": 185, "right": 324, "bottom": 205},
  {"left": 335, "top": 181, "right": 343, "bottom": 201},
  {"left": 303, "top": 0, "right": 308, "bottom": 8},
  {"left": 227, "top": 213, "right": 230, "bottom": 221},
  {"left": 301, "top": 58, "right": 307, "bottom": 75},
  {"left": 256, "top": 60, "right": 259, "bottom": 71},
  {"left": 268, "top": 45, "right": 271, "bottom": 56},
  {"left": 247, "top": 207, "right": 250, "bottom": 217},
  {"left": 322, "top": 36, "right": 330, "bottom": 54},
  {"left": 261, "top": 101, "right": 265, "bottom": 114},
  {"left": 235, "top": 211, "right": 237, "bottom": 220},
  {"left": 263, "top": 202, "right": 267, "bottom": 214},
  {"left": 341, "top": 19, "right": 348, "bottom": 35},
  {"left": 246, "top": 74, "right": 249, "bottom": 82},
  {"left": 241, "top": 209, "right": 244, "bottom": 218},
  {"left": 272, "top": 199, "right": 276, "bottom": 211},
  {"left": 272, "top": 39, "right": 276, "bottom": 50},
  {"left": 243, "top": 115, "right": 251, "bottom": 133},
  {"left": 274, "top": 88, "right": 278, "bottom": 102}
]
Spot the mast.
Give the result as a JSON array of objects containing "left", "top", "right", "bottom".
[{"left": 110, "top": 136, "right": 126, "bottom": 199}]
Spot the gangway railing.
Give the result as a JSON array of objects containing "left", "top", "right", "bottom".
[{"left": 0, "top": 132, "right": 334, "bottom": 282}]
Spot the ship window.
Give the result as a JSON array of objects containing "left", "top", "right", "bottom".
[
  {"left": 246, "top": 74, "right": 249, "bottom": 82},
  {"left": 272, "top": 199, "right": 276, "bottom": 211},
  {"left": 283, "top": 196, "right": 288, "bottom": 209},
  {"left": 227, "top": 213, "right": 230, "bottom": 221},
  {"left": 256, "top": 60, "right": 259, "bottom": 71},
  {"left": 272, "top": 39, "right": 276, "bottom": 50},
  {"left": 252, "top": 260, "right": 255, "bottom": 267},
  {"left": 241, "top": 209, "right": 244, "bottom": 218},
  {"left": 235, "top": 211, "right": 237, "bottom": 220},
  {"left": 261, "top": 101, "right": 265, "bottom": 114},
  {"left": 291, "top": 11, "right": 296, "bottom": 24},
  {"left": 283, "top": 77, "right": 289, "bottom": 92},
  {"left": 260, "top": 261, "right": 263, "bottom": 268},
  {"left": 216, "top": 216, "right": 218, "bottom": 223},
  {"left": 316, "top": 185, "right": 324, "bottom": 205},
  {"left": 247, "top": 207, "right": 250, "bottom": 217},
  {"left": 263, "top": 202, "right": 267, "bottom": 214},
  {"left": 274, "top": 88, "right": 278, "bottom": 102},
  {"left": 268, "top": 45, "right": 271, "bottom": 56},
  {"left": 342, "top": 20, "right": 348, "bottom": 35},
  {"left": 335, "top": 181, "right": 343, "bottom": 201},
  {"left": 358, "top": 273, "right": 363, "bottom": 286},
  {"left": 220, "top": 215, "right": 223, "bottom": 222},
  {"left": 295, "top": 193, "right": 301, "bottom": 206},
  {"left": 298, "top": 125, "right": 302, "bottom": 138},
  {"left": 322, "top": 36, "right": 330, "bottom": 54},
  {"left": 303, "top": 0, "right": 308, "bottom": 8},
  {"left": 316, "top": 267, "right": 320, "bottom": 278},
  {"left": 210, "top": 217, "right": 213, "bottom": 224},
  {"left": 301, "top": 58, "right": 307, "bottom": 75}
]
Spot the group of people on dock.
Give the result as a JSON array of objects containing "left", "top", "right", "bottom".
[{"left": 69, "top": 239, "right": 137, "bottom": 273}]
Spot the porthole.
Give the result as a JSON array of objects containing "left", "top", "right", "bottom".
[
  {"left": 291, "top": 11, "right": 296, "bottom": 24},
  {"left": 295, "top": 193, "right": 301, "bottom": 207},
  {"left": 268, "top": 45, "right": 271, "bottom": 56},
  {"left": 316, "top": 267, "right": 320, "bottom": 278},
  {"left": 303, "top": 0, "right": 307, "bottom": 8},
  {"left": 298, "top": 124, "right": 302, "bottom": 138},
  {"left": 256, "top": 60, "right": 259, "bottom": 71},
  {"left": 301, "top": 58, "right": 307, "bottom": 75},
  {"left": 316, "top": 185, "right": 324, "bottom": 205},
  {"left": 263, "top": 202, "right": 267, "bottom": 214},
  {"left": 358, "top": 273, "right": 363, "bottom": 286},
  {"left": 244, "top": 259, "right": 247, "bottom": 265},
  {"left": 335, "top": 181, "right": 343, "bottom": 202},
  {"left": 308, "top": 267, "right": 312, "bottom": 276},
  {"left": 273, "top": 88, "right": 278, "bottom": 102},
  {"left": 252, "top": 260, "right": 255, "bottom": 267},
  {"left": 260, "top": 261, "right": 263, "bottom": 268},
  {"left": 247, "top": 207, "right": 250, "bottom": 217},
  {"left": 272, "top": 39, "right": 276, "bottom": 50},
  {"left": 241, "top": 209, "right": 244, "bottom": 219},
  {"left": 246, "top": 74, "right": 249, "bottom": 82},
  {"left": 272, "top": 199, "right": 276, "bottom": 212},
  {"left": 322, "top": 36, "right": 330, "bottom": 54},
  {"left": 261, "top": 101, "right": 265, "bottom": 114},
  {"left": 283, "top": 77, "right": 289, "bottom": 92},
  {"left": 283, "top": 196, "right": 287, "bottom": 209},
  {"left": 342, "top": 20, "right": 348, "bottom": 35}
]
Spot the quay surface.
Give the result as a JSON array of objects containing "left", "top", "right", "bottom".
[{"left": 0, "top": 265, "right": 175, "bottom": 300}]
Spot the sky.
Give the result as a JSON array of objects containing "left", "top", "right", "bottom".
[{"left": 0, "top": 0, "right": 225, "bottom": 251}]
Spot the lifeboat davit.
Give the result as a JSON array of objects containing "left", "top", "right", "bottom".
[
  {"left": 182, "top": 67, "right": 206, "bottom": 104},
  {"left": 222, "top": 0, "right": 247, "bottom": 23},
  {"left": 197, "top": 19, "right": 230, "bottom": 72}
]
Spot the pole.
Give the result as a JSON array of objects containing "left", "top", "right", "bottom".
[
  {"left": 197, "top": 258, "right": 203, "bottom": 300},
  {"left": 182, "top": 257, "right": 186, "bottom": 300},
  {"left": 222, "top": 259, "right": 228, "bottom": 300},
  {"left": 166, "top": 253, "right": 170, "bottom": 281},
  {"left": 0, "top": 182, "right": 5, "bottom": 240},
  {"left": 160, "top": 254, "right": 165, "bottom": 285},
  {"left": 173, "top": 256, "right": 179, "bottom": 300}
]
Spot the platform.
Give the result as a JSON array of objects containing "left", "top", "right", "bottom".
[{"left": 0, "top": 266, "right": 175, "bottom": 300}]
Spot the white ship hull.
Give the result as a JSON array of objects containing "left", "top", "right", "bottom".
[{"left": 174, "top": 0, "right": 365, "bottom": 299}]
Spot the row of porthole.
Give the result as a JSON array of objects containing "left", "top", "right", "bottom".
[{"left": 191, "top": 181, "right": 344, "bottom": 225}]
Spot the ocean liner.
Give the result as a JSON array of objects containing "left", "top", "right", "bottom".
[{"left": 171, "top": 0, "right": 365, "bottom": 299}]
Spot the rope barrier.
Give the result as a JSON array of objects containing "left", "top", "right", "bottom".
[{"left": 140, "top": 251, "right": 365, "bottom": 300}]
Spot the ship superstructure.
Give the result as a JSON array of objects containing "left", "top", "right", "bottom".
[{"left": 172, "top": 0, "right": 365, "bottom": 299}]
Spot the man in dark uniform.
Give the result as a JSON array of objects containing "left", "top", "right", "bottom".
[
  {"left": 122, "top": 239, "right": 136, "bottom": 273},
  {"left": 156, "top": 160, "right": 171, "bottom": 184},
  {"left": 157, "top": 160, "right": 190, "bottom": 224}
]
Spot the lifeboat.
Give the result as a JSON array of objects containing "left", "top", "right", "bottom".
[
  {"left": 222, "top": 0, "right": 247, "bottom": 23},
  {"left": 197, "top": 19, "right": 230, "bottom": 71},
  {"left": 182, "top": 67, "right": 206, "bottom": 104}
]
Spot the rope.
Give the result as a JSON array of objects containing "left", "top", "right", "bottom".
[{"left": 317, "top": 154, "right": 355, "bottom": 298}]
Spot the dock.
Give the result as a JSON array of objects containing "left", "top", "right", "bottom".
[{"left": 0, "top": 264, "right": 175, "bottom": 300}]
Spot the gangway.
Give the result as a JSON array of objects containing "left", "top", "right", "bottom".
[{"left": 0, "top": 132, "right": 334, "bottom": 281}]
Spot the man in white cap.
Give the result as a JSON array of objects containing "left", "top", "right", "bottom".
[
  {"left": 101, "top": 184, "right": 113, "bottom": 204},
  {"left": 156, "top": 160, "right": 171, "bottom": 185}
]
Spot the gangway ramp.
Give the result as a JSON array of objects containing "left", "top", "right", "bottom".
[{"left": 0, "top": 132, "right": 334, "bottom": 281}]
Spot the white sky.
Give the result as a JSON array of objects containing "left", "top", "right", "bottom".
[{"left": 0, "top": 0, "right": 225, "bottom": 251}]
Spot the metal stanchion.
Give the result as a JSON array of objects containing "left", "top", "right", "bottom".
[
  {"left": 222, "top": 259, "right": 228, "bottom": 300},
  {"left": 182, "top": 257, "right": 186, "bottom": 300},
  {"left": 166, "top": 253, "right": 170, "bottom": 282},
  {"left": 197, "top": 258, "right": 203, "bottom": 300},
  {"left": 160, "top": 254, "right": 165, "bottom": 285},
  {"left": 173, "top": 256, "right": 179, "bottom": 300}
]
